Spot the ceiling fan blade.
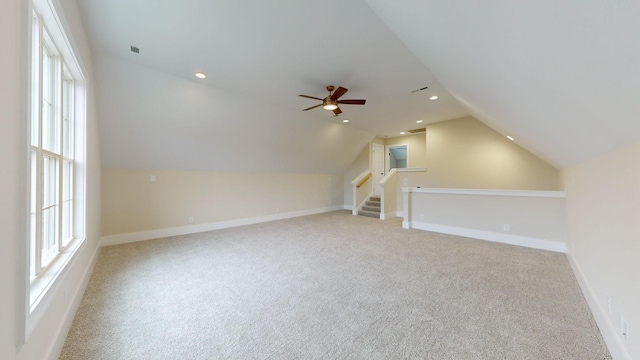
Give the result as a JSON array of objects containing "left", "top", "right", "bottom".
[
  {"left": 302, "top": 103, "right": 323, "bottom": 111},
  {"left": 337, "top": 99, "right": 366, "bottom": 105},
  {"left": 333, "top": 107, "right": 342, "bottom": 115},
  {"left": 331, "top": 86, "right": 348, "bottom": 100},
  {"left": 299, "top": 94, "right": 324, "bottom": 101}
]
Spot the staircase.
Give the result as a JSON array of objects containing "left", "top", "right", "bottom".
[{"left": 358, "top": 195, "right": 381, "bottom": 218}]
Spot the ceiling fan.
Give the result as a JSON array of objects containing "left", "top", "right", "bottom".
[{"left": 299, "top": 85, "right": 366, "bottom": 115}]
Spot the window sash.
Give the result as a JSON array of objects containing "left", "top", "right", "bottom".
[{"left": 29, "top": 11, "right": 76, "bottom": 278}]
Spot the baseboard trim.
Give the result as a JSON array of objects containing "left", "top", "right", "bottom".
[
  {"left": 410, "top": 222, "right": 567, "bottom": 253},
  {"left": 566, "top": 252, "right": 631, "bottom": 360},
  {"left": 101, "top": 206, "right": 345, "bottom": 246},
  {"left": 47, "top": 240, "right": 102, "bottom": 360},
  {"left": 382, "top": 211, "right": 398, "bottom": 220}
]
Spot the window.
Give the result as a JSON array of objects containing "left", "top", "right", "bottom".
[{"left": 27, "top": 0, "right": 86, "bottom": 316}]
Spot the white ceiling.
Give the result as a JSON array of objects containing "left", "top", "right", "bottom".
[
  {"left": 365, "top": 0, "right": 640, "bottom": 168},
  {"left": 78, "top": 0, "right": 640, "bottom": 172}
]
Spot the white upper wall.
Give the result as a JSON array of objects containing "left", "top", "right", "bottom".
[
  {"left": 365, "top": 0, "right": 640, "bottom": 168},
  {"left": 0, "top": 0, "right": 21, "bottom": 357}
]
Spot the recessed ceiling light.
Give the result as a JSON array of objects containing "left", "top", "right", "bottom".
[
  {"left": 342, "top": 119, "right": 349, "bottom": 123},
  {"left": 416, "top": 120, "right": 423, "bottom": 124},
  {"left": 400, "top": 132, "right": 406, "bottom": 135},
  {"left": 195, "top": 72, "right": 206, "bottom": 79},
  {"left": 429, "top": 95, "right": 439, "bottom": 101},
  {"left": 507, "top": 135, "right": 515, "bottom": 141}
]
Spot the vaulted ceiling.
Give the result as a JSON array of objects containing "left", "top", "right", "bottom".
[{"left": 78, "top": 0, "right": 640, "bottom": 173}]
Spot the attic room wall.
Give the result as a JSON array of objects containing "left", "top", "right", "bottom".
[
  {"left": 562, "top": 141, "right": 640, "bottom": 359},
  {"left": 385, "top": 133, "right": 427, "bottom": 168},
  {"left": 0, "top": 0, "right": 21, "bottom": 357},
  {"left": 102, "top": 169, "right": 344, "bottom": 236},
  {"left": 425, "top": 116, "right": 560, "bottom": 190}
]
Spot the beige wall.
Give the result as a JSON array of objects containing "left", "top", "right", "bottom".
[
  {"left": 102, "top": 169, "right": 344, "bottom": 236},
  {"left": 409, "top": 191, "right": 566, "bottom": 243},
  {"left": 562, "top": 141, "right": 640, "bottom": 359},
  {"left": 385, "top": 133, "right": 427, "bottom": 168},
  {"left": 425, "top": 117, "right": 560, "bottom": 190}
]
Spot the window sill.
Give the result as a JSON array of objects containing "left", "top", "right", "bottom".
[{"left": 27, "top": 236, "right": 85, "bottom": 337}]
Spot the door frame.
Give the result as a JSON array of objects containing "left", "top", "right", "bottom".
[{"left": 386, "top": 144, "right": 409, "bottom": 173}]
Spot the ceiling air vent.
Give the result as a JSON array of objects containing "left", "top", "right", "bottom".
[
  {"left": 408, "top": 127, "right": 426, "bottom": 133},
  {"left": 410, "top": 86, "right": 429, "bottom": 93}
]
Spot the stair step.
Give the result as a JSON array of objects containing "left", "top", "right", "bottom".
[
  {"left": 366, "top": 200, "right": 381, "bottom": 207},
  {"left": 362, "top": 205, "right": 380, "bottom": 212},
  {"left": 370, "top": 196, "right": 380, "bottom": 201},
  {"left": 358, "top": 210, "right": 380, "bottom": 218}
]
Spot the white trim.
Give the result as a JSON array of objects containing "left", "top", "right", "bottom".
[
  {"left": 566, "top": 253, "right": 631, "bottom": 360},
  {"left": 351, "top": 169, "right": 371, "bottom": 185},
  {"left": 353, "top": 191, "right": 373, "bottom": 217},
  {"left": 27, "top": 236, "right": 85, "bottom": 336},
  {"left": 343, "top": 204, "right": 354, "bottom": 211},
  {"left": 385, "top": 144, "right": 410, "bottom": 173},
  {"left": 382, "top": 211, "right": 397, "bottom": 220},
  {"left": 396, "top": 167, "right": 426, "bottom": 173},
  {"left": 379, "top": 167, "right": 397, "bottom": 185},
  {"left": 101, "top": 206, "right": 344, "bottom": 246},
  {"left": 45, "top": 240, "right": 101, "bottom": 360},
  {"left": 410, "top": 222, "right": 567, "bottom": 253},
  {"left": 403, "top": 187, "right": 566, "bottom": 198}
]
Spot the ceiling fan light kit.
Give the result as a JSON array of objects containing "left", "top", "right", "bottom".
[
  {"left": 322, "top": 101, "right": 338, "bottom": 111},
  {"left": 299, "top": 85, "right": 366, "bottom": 115}
]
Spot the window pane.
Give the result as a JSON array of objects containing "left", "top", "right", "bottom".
[
  {"left": 61, "top": 200, "right": 72, "bottom": 247},
  {"left": 41, "top": 206, "right": 58, "bottom": 267},
  {"left": 62, "top": 160, "right": 73, "bottom": 246},
  {"left": 30, "top": 150, "right": 37, "bottom": 278},
  {"left": 62, "top": 78, "right": 74, "bottom": 158},
  {"left": 31, "top": 13, "right": 40, "bottom": 147},
  {"left": 43, "top": 155, "right": 58, "bottom": 208},
  {"left": 42, "top": 45, "right": 60, "bottom": 154}
]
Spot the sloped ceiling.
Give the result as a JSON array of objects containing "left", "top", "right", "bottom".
[
  {"left": 365, "top": 0, "right": 640, "bottom": 168},
  {"left": 80, "top": 0, "right": 639, "bottom": 173},
  {"left": 78, "top": 0, "right": 468, "bottom": 174}
]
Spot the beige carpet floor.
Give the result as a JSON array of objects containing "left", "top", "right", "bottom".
[{"left": 60, "top": 210, "right": 611, "bottom": 359}]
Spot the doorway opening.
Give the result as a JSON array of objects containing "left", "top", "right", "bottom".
[{"left": 386, "top": 145, "right": 408, "bottom": 173}]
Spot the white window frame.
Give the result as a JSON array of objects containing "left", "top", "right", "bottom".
[{"left": 19, "top": 0, "right": 87, "bottom": 342}]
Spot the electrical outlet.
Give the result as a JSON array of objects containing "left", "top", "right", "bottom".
[
  {"left": 188, "top": 217, "right": 194, "bottom": 223},
  {"left": 150, "top": 175, "right": 156, "bottom": 182},
  {"left": 503, "top": 224, "right": 510, "bottom": 232},
  {"left": 419, "top": 214, "right": 424, "bottom": 220}
]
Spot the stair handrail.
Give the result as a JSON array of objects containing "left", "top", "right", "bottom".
[
  {"left": 352, "top": 170, "right": 373, "bottom": 215},
  {"left": 356, "top": 173, "right": 372, "bottom": 188},
  {"left": 379, "top": 168, "right": 398, "bottom": 186}
]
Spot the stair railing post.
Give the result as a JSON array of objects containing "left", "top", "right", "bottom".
[
  {"left": 379, "top": 183, "right": 385, "bottom": 220},
  {"left": 403, "top": 187, "right": 412, "bottom": 229}
]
